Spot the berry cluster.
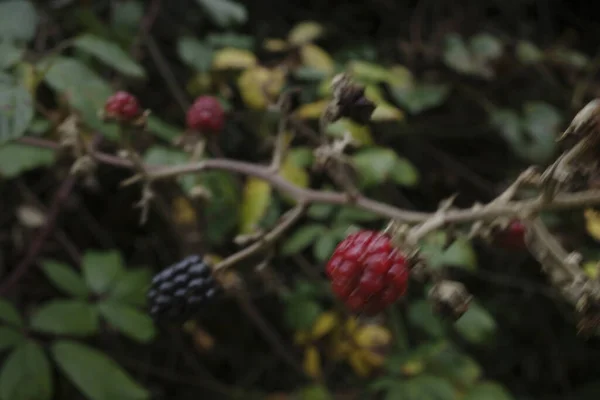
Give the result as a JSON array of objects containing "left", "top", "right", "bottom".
[
  {"left": 325, "top": 230, "right": 409, "bottom": 315},
  {"left": 147, "top": 255, "right": 223, "bottom": 321},
  {"left": 186, "top": 96, "right": 225, "bottom": 134},
  {"left": 104, "top": 91, "right": 141, "bottom": 121}
]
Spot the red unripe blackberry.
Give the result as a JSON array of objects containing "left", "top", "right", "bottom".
[
  {"left": 186, "top": 96, "right": 225, "bottom": 133},
  {"left": 494, "top": 220, "right": 527, "bottom": 250},
  {"left": 325, "top": 230, "right": 409, "bottom": 315},
  {"left": 147, "top": 255, "right": 223, "bottom": 321},
  {"left": 104, "top": 91, "right": 141, "bottom": 120}
]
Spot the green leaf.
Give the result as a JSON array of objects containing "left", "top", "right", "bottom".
[
  {"left": 288, "top": 147, "right": 314, "bottom": 168},
  {"left": 109, "top": 269, "right": 152, "bottom": 307},
  {"left": 419, "top": 232, "right": 477, "bottom": 270},
  {"left": 300, "top": 384, "right": 333, "bottom": 400},
  {"left": 284, "top": 298, "right": 322, "bottom": 331},
  {"left": 42, "top": 57, "right": 117, "bottom": 139},
  {"left": 0, "top": 41, "right": 25, "bottom": 70},
  {"left": 206, "top": 33, "right": 255, "bottom": 49},
  {"left": 384, "top": 375, "right": 456, "bottom": 400},
  {"left": 0, "top": 299, "right": 23, "bottom": 327},
  {"left": 195, "top": 0, "right": 247, "bottom": 28},
  {"left": 352, "top": 147, "right": 399, "bottom": 188},
  {"left": 52, "top": 340, "right": 149, "bottom": 400},
  {"left": 239, "top": 177, "right": 272, "bottom": 234},
  {"left": 443, "top": 33, "right": 475, "bottom": 75},
  {"left": 82, "top": 250, "right": 125, "bottom": 294},
  {"left": 490, "top": 108, "right": 521, "bottom": 144},
  {"left": 349, "top": 60, "right": 393, "bottom": 83},
  {"left": 427, "top": 346, "right": 482, "bottom": 388},
  {"left": 73, "top": 34, "right": 145, "bottom": 78},
  {"left": 145, "top": 115, "right": 181, "bottom": 142},
  {"left": 0, "top": 341, "right": 52, "bottom": 400},
  {"left": 463, "top": 382, "right": 514, "bottom": 400},
  {"left": 197, "top": 171, "right": 240, "bottom": 246},
  {"left": 143, "top": 146, "right": 195, "bottom": 192},
  {"left": 98, "top": 301, "right": 155, "bottom": 343},
  {"left": 0, "top": 326, "right": 24, "bottom": 352},
  {"left": 392, "top": 83, "right": 450, "bottom": 115},
  {"left": 407, "top": 300, "right": 445, "bottom": 338},
  {"left": 111, "top": 0, "right": 143, "bottom": 34},
  {"left": 470, "top": 33, "right": 503, "bottom": 61},
  {"left": 516, "top": 41, "right": 543, "bottom": 64},
  {"left": 0, "top": 82, "right": 33, "bottom": 143},
  {"left": 281, "top": 224, "right": 327, "bottom": 255},
  {"left": 177, "top": 36, "right": 213, "bottom": 72},
  {"left": 41, "top": 260, "right": 89, "bottom": 298},
  {"left": 454, "top": 301, "right": 496, "bottom": 344},
  {"left": 0, "top": 1, "right": 38, "bottom": 41},
  {"left": 30, "top": 300, "right": 99, "bottom": 336},
  {"left": 520, "top": 102, "right": 562, "bottom": 164},
  {"left": 390, "top": 156, "right": 420, "bottom": 187},
  {"left": 335, "top": 206, "right": 381, "bottom": 223},
  {"left": 0, "top": 143, "right": 55, "bottom": 177},
  {"left": 307, "top": 204, "right": 335, "bottom": 220},
  {"left": 313, "top": 232, "right": 338, "bottom": 262}
]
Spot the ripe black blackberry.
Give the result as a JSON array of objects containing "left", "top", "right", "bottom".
[{"left": 147, "top": 255, "right": 223, "bottom": 321}]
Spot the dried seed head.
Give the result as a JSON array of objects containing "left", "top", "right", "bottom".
[
  {"left": 428, "top": 280, "right": 473, "bottom": 321},
  {"left": 326, "top": 73, "right": 376, "bottom": 125}
]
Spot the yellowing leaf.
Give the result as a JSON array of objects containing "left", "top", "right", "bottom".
[
  {"left": 172, "top": 196, "right": 197, "bottom": 225},
  {"left": 371, "top": 102, "right": 404, "bottom": 121},
  {"left": 301, "top": 44, "right": 334, "bottom": 75},
  {"left": 349, "top": 60, "right": 392, "bottom": 83},
  {"left": 239, "top": 178, "right": 272, "bottom": 234},
  {"left": 354, "top": 324, "right": 392, "bottom": 348},
  {"left": 263, "top": 38, "right": 289, "bottom": 52},
  {"left": 348, "top": 351, "right": 372, "bottom": 377},
  {"left": 364, "top": 84, "right": 387, "bottom": 104},
  {"left": 303, "top": 345, "right": 322, "bottom": 378},
  {"left": 326, "top": 119, "right": 374, "bottom": 146},
  {"left": 238, "top": 66, "right": 286, "bottom": 110},
  {"left": 401, "top": 360, "right": 425, "bottom": 376},
  {"left": 212, "top": 48, "right": 257, "bottom": 70},
  {"left": 288, "top": 21, "right": 324, "bottom": 45},
  {"left": 583, "top": 261, "right": 600, "bottom": 280},
  {"left": 294, "top": 331, "right": 311, "bottom": 345},
  {"left": 280, "top": 156, "right": 309, "bottom": 189},
  {"left": 294, "top": 99, "right": 328, "bottom": 119},
  {"left": 388, "top": 65, "right": 414, "bottom": 89},
  {"left": 310, "top": 312, "right": 338, "bottom": 339},
  {"left": 584, "top": 208, "right": 600, "bottom": 242}
]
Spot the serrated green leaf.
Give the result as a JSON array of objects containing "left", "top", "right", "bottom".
[
  {"left": 281, "top": 224, "right": 326, "bottom": 255},
  {"left": 463, "top": 382, "right": 514, "bottom": 400},
  {"left": 73, "top": 34, "right": 145, "bottom": 78},
  {"left": 0, "top": 1, "right": 38, "bottom": 41},
  {"left": 0, "top": 143, "right": 55, "bottom": 177},
  {"left": 352, "top": 147, "right": 399, "bottom": 188},
  {"left": 239, "top": 177, "right": 272, "bottom": 234},
  {"left": 393, "top": 84, "right": 450, "bottom": 115},
  {"left": 195, "top": 0, "right": 247, "bottom": 28},
  {"left": 407, "top": 300, "right": 445, "bottom": 338},
  {"left": 390, "top": 156, "right": 420, "bottom": 187},
  {"left": 52, "top": 340, "right": 149, "bottom": 400},
  {"left": 98, "top": 301, "right": 155, "bottom": 343},
  {"left": 41, "top": 260, "right": 89, "bottom": 298},
  {"left": 454, "top": 301, "right": 496, "bottom": 344},
  {"left": 109, "top": 269, "right": 152, "bottom": 307},
  {"left": 177, "top": 36, "right": 213, "bottom": 72},
  {"left": 0, "top": 299, "right": 23, "bottom": 327},
  {"left": 30, "top": 300, "right": 99, "bottom": 336},
  {"left": 0, "top": 326, "right": 24, "bottom": 352},
  {"left": 143, "top": 145, "right": 195, "bottom": 191},
  {"left": 0, "top": 341, "right": 52, "bottom": 400},
  {"left": 0, "top": 82, "right": 33, "bottom": 143},
  {"left": 82, "top": 250, "right": 125, "bottom": 294}
]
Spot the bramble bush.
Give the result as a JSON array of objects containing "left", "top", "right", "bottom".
[{"left": 3, "top": 1, "right": 600, "bottom": 399}]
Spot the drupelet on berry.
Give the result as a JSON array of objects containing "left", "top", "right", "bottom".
[
  {"left": 104, "top": 91, "right": 141, "bottom": 120},
  {"left": 325, "top": 230, "right": 409, "bottom": 315},
  {"left": 186, "top": 96, "right": 225, "bottom": 133},
  {"left": 147, "top": 254, "right": 223, "bottom": 321}
]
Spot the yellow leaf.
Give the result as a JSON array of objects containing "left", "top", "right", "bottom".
[
  {"left": 360, "top": 348, "right": 385, "bottom": 367},
  {"left": 212, "top": 48, "right": 257, "bottom": 70},
  {"left": 349, "top": 60, "right": 392, "bottom": 83},
  {"left": 294, "top": 99, "right": 328, "bottom": 119},
  {"left": 371, "top": 102, "right": 404, "bottom": 121},
  {"left": 172, "top": 196, "right": 197, "bottom": 225},
  {"left": 263, "top": 38, "right": 290, "bottom": 52},
  {"left": 344, "top": 317, "right": 358, "bottom": 333},
  {"left": 239, "top": 178, "right": 272, "bottom": 234},
  {"left": 288, "top": 21, "right": 324, "bottom": 45},
  {"left": 584, "top": 208, "right": 600, "bottom": 242},
  {"left": 348, "top": 352, "right": 372, "bottom": 377},
  {"left": 301, "top": 44, "right": 334, "bottom": 75},
  {"left": 583, "top": 261, "right": 600, "bottom": 280},
  {"left": 303, "top": 345, "right": 322, "bottom": 378},
  {"left": 238, "top": 66, "right": 286, "bottom": 110},
  {"left": 279, "top": 156, "right": 309, "bottom": 189},
  {"left": 364, "top": 84, "right": 387, "bottom": 104},
  {"left": 310, "top": 312, "right": 338, "bottom": 339},
  {"left": 354, "top": 324, "right": 392, "bottom": 348},
  {"left": 326, "top": 119, "right": 374, "bottom": 146},
  {"left": 388, "top": 65, "right": 414, "bottom": 89},
  {"left": 317, "top": 77, "right": 332, "bottom": 97}
]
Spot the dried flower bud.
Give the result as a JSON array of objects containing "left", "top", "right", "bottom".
[
  {"left": 326, "top": 73, "right": 376, "bottom": 125},
  {"left": 428, "top": 280, "right": 473, "bottom": 321}
]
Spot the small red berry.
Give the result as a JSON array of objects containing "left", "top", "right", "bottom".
[
  {"left": 104, "top": 91, "right": 141, "bottom": 120},
  {"left": 186, "top": 96, "right": 225, "bottom": 134},
  {"left": 494, "top": 220, "right": 527, "bottom": 250},
  {"left": 325, "top": 230, "right": 409, "bottom": 315}
]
